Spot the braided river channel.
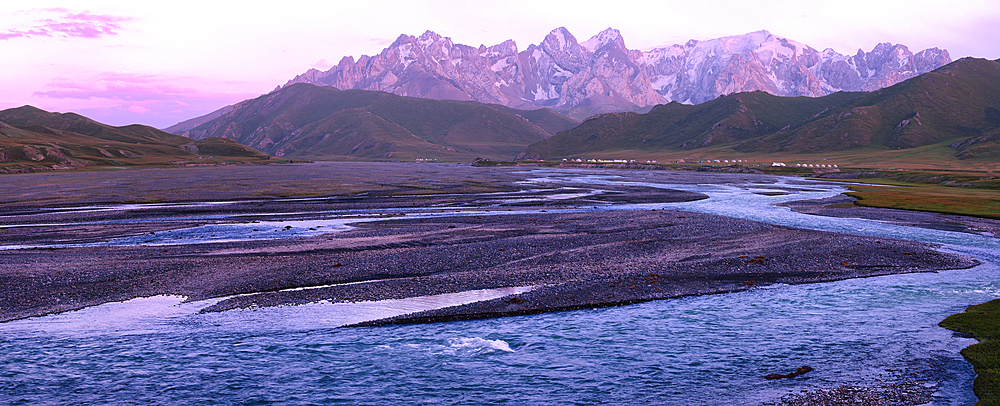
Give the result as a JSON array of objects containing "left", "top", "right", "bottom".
[{"left": 2, "top": 169, "right": 997, "bottom": 405}]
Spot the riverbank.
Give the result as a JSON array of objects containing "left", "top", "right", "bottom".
[
  {"left": 941, "top": 299, "right": 1000, "bottom": 406},
  {"left": 477, "top": 160, "right": 1000, "bottom": 220},
  {"left": 0, "top": 207, "right": 978, "bottom": 323},
  {"left": 781, "top": 195, "right": 1000, "bottom": 237},
  {"left": 0, "top": 163, "right": 980, "bottom": 323}
]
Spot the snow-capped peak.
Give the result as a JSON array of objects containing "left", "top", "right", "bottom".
[
  {"left": 581, "top": 27, "right": 624, "bottom": 52},
  {"left": 283, "top": 27, "right": 951, "bottom": 117},
  {"left": 543, "top": 27, "right": 577, "bottom": 52},
  {"left": 417, "top": 30, "right": 443, "bottom": 48}
]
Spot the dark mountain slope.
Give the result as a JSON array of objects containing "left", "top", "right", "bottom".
[
  {"left": 180, "top": 83, "right": 569, "bottom": 161},
  {"left": 521, "top": 91, "right": 860, "bottom": 159},
  {"left": 0, "top": 106, "right": 270, "bottom": 173},
  {"left": 1, "top": 106, "right": 191, "bottom": 145},
  {"left": 475, "top": 103, "right": 579, "bottom": 135},
  {"left": 162, "top": 104, "right": 235, "bottom": 134},
  {"left": 521, "top": 58, "right": 1000, "bottom": 161},
  {"left": 736, "top": 58, "right": 1000, "bottom": 154}
]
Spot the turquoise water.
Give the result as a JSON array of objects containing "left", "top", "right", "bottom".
[{"left": 2, "top": 171, "right": 996, "bottom": 405}]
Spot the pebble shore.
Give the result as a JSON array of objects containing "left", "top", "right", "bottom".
[
  {"left": 0, "top": 166, "right": 979, "bottom": 324},
  {"left": 777, "top": 382, "right": 935, "bottom": 406}
]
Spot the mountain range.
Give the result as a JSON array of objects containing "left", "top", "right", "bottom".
[
  {"left": 13, "top": 28, "right": 981, "bottom": 169},
  {"left": 283, "top": 28, "right": 951, "bottom": 120},
  {"left": 0, "top": 106, "right": 271, "bottom": 173},
  {"left": 520, "top": 58, "right": 1000, "bottom": 161},
  {"left": 175, "top": 83, "right": 578, "bottom": 161}
]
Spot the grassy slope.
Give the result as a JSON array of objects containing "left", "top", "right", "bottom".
[
  {"left": 279, "top": 107, "right": 472, "bottom": 161},
  {"left": 473, "top": 103, "right": 579, "bottom": 135},
  {"left": 184, "top": 84, "right": 560, "bottom": 162},
  {"left": 941, "top": 300, "right": 1000, "bottom": 406},
  {"left": 844, "top": 183, "right": 1000, "bottom": 219},
  {"left": 738, "top": 57, "right": 1000, "bottom": 153},
  {"left": 814, "top": 169, "right": 1000, "bottom": 219},
  {"left": 366, "top": 93, "right": 553, "bottom": 158},
  {"left": 0, "top": 106, "right": 272, "bottom": 172},
  {"left": 522, "top": 58, "right": 1000, "bottom": 168},
  {"left": 522, "top": 91, "right": 862, "bottom": 159}
]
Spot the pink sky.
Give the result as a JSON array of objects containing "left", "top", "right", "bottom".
[{"left": 2, "top": 0, "right": 998, "bottom": 129}]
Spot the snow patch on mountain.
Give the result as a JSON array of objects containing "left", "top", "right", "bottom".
[
  {"left": 581, "top": 27, "right": 624, "bottom": 52},
  {"left": 282, "top": 27, "right": 951, "bottom": 120}
]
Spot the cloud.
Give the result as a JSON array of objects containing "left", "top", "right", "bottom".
[
  {"left": 127, "top": 105, "right": 150, "bottom": 114},
  {"left": 1, "top": 8, "right": 132, "bottom": 40},
  {"left": 311, "top": 59, "right": 333, "bottom": 70},
  {"left": 30, "top": 72, "right": 260, "bottom": 128},
  {"left": 35, "top": 72, "right": 205, "bottom": 101},
  {"left": 368, "top": 37, "right": 393, "bottom": 47}
]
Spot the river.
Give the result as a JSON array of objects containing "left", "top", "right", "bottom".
[{"left": 1, "top": 169, "right": 996, "bottom": 405}]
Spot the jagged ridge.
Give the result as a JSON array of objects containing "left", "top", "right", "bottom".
[{"left": 284, "top": 28, "right": 950, "bottom": 121}]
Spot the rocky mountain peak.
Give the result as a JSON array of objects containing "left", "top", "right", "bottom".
[
  {"left": 542, "top": 27, "right": 579, "bottom": 53},
  {"left": 581, "top": 27, "right": 626, "bottom": 53},
  {"left": 914, "top": 48, "right": 951, "bottom": 71},
  {"left": 868, "top": 42, "right": 899, "bottom": 54},
  {"left": 418, "top": 30, "right": 441, "bottom": 41},
  {"left": 390, "top": 33, "right": 415, "bottom": 48},
  {"left": 537, "top": 27, "right": 590, "bottom": 74},
  {"left": 416, "top": 30, "right": 454, "bottom": 51},
  {"left": 281, "top": 28, "right": 952, "bottom": 120},
  {"left": 482, "top": 38, "right": 517, "bottom": 54}
]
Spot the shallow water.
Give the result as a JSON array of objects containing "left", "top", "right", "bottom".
[
  {"left": 1, "top": 286, "right": 537, "bottom": 338},
  {"left": 2, "top": 170, "right": 996, "bottom": 405},
  {"left": 0, "top": 187, "right": 597, "bottom": 250}
]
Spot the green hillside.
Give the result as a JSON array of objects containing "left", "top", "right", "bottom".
[
  {"left": 520, "top": 91, "right": 860, "bottom": 159},
  {"left": 181, "top": 84, "right": 576, "bottom": 162},
  {"left": 521, "top": 58, "right": 1000, "bottom": 165},
  {"left": 446, "top": 102, "right": 579, "bottom": 135},
  {"left": 738, "top": 57, "right": 1000, "bottom": 154},
  {"left": 0, "top": 106, "right": 272, "bottom": 173}
]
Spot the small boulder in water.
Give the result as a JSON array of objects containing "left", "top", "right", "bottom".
[{"left": 765, "top": 365, "right": 813, "bottom": 379}]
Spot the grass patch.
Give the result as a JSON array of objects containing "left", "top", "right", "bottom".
[
  {"left": 941, "top": 299, "right": 1000, "bottom": 406},
  {"left": 843, "top": 183, "right": 1000, "bottom": 219}
]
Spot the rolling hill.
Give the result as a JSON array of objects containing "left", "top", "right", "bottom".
[
  {"left": 175, "top": 83, "right": 578, "bottom": 162},
  {"left": 520, "top": 58, "right": 1000, "bottom": 162},
  {"left": 519, "top": 91, "right": 862, "bottom": 159},
  {"left": 0, "top": 106, "right": 272, "bottom": 173},
  {"left": 735, "top": 58, "right": 1000, "bottom": 157}
]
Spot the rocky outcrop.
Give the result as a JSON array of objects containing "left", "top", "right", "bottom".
[{"left": 284, "top": 28, "right": 950, "bottom": 120}]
